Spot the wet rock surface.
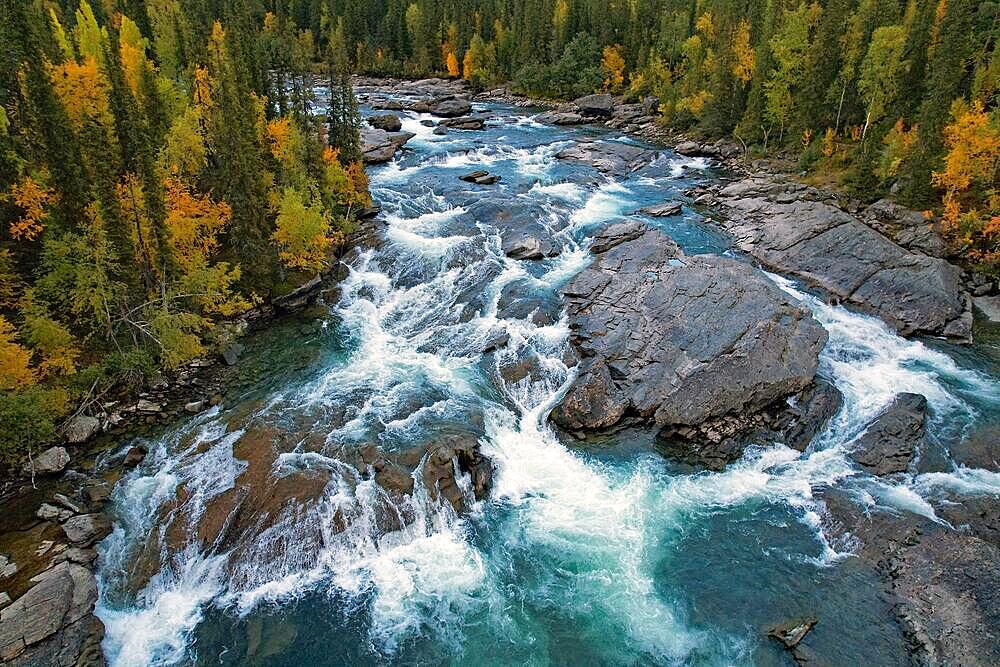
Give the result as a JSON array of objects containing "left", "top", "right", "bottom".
[
  {"left": 501, "top": 224, "right": 559, "bottom": 260},
  {"left": 714, "top": 176, "right": 971, "bottom": 339},
  {"left": 438, "top": 115, "right": 486, "bottom": 130},
  {"left": 0, "top": 562, "right": 104, "bottom": 666},
  {"left": 360, "top": 127, "right": 416, "bottom": 164},
  {"left": 848, "top": 392, "right": 927, "bottom": 475},
  {"left": 552, "top": 223, "right": 827, "bottom": 439},
  {"left": 656, "top": 380, "right": 843, "bottom": 470},
  {"left": 821, "top": 489, "right": 1000, "bottom": 667}
]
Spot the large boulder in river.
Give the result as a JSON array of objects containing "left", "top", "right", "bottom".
[
  {"left": 555, "top": 139, "right": 656, "bottom": 175},
  {"left": 367, "top": 113, "right": 402, "bottom": 132},
  {"left": 573, "top": 93, "right": 615, "bottom": 116},
  {"left": 849, "top": 393, "right": 927, "bottom": 475},
  {"left": 502, "top": 224, "right": 559, "bottom": 260},
  {"left": 427, "top": 97, "right": 472, "bottom": 117},
  {"left": 534, "top": 111, "right": 585, "bottom": 125},
  {"left": 716, "top": 177, "right": 971, "bottom": 339},
  {"left": 439, "top": 115, "right": 486, "bottom": 130},
  {"left": 421, "top": 436, "right": 493, "bottom": 513},
  {"left": 551, "top": 222, "right": 827, "bottom": 434},
  {"left": 361, "top": 127, "right": 415, "bottom": 163}
]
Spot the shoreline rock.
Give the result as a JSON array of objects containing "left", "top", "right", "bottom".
[{"left": 713, "top": 177, "right": 972, "bottom": 340}]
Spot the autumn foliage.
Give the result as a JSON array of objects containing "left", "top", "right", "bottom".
[
  {"left": 934, "top": 100, "right": 1000, "bottom": 271},
  {"left": 0, "top": 0, "right": 369, "bottom": 462}
]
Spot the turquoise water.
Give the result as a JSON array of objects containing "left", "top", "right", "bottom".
[{"left": 94, "top": 101, "right": 1000, "bottom": 666}]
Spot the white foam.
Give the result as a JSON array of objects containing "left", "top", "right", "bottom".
[
  {"left": 99, "top": 550, "right": 228, "bottom": 667},
  {"left": 914, "top": 467, "right": 1000, "bottom": 497},
  {"left": 569, "top": 181, "right": 633, "bottom": 229}
]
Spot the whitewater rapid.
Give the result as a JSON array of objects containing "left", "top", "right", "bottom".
[{"left": 94, "top": 102, "right": 999, "bottom": 667}]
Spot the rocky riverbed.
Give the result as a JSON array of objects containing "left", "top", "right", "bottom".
[{"left": 3, "top": 78, "right": 998, "bottom": 667}]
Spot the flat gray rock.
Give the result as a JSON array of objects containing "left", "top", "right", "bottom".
[
  {"left": 60, "top": 514, "right": 111, "bottom": 547},
  {"left": 361, "top": 128, "right": 416, "bottom": 164},
  {"left": 555, "top": 140, "right": 656, "bottom": 175},
  {"left": 0, "top": 562, "right": 99, "bottom": 663},
  {"left": 640, "top": 202, "right": 682, "bottom": 217},
  {"left": 716, "top": 180, "right": 971, "bottom": 339},
  {"left": 64, "top": 416, "right": 99, "bottom": 445},
  {"left": 535, "top": 111, "right": 585, "bottom": 125}
]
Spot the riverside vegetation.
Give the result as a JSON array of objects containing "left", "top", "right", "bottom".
[{"left": 1, "top": 0, "right": 371, "bottom": 464}]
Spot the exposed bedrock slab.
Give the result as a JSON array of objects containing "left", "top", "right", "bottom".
[
  {"left": 551, "top": 222, "right": 827, "bottom": 437},
  {"left": 555, "top": 139, "right": 657, "bottom": 175},
  {"left": 715, "top": 178, "right": 971, "bottom": 339}
]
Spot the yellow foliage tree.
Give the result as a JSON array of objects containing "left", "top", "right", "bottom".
[
  {"left": 0, "top": 316, "right": 37, "bottom": 391},
  {"left": 933, "top": 99, "right": 1000, "bottom": 269},
  {"left": 602, "top": 45, "right": 626, "bottom": 93},
  {"left": 164, "top": 178, "right": 233, "bottom": 273},
  {"left": 50, "top": 57, "right": 110, "bottom": 129},
  {"left": 272, "top": 187, "right": 332, "bottom": 272},
  {"left": 446, "top": 51, "right": 460, "bottom": 78},
  {"left": 731, "top": 19, "right": 755, "bottom": 85},
  {"left": 6, "top": 175, "right": 52, "bottom": 241}
]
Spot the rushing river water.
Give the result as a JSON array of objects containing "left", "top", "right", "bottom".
[{"left": 94, "top": 100, "right": 1000, "bottom": 666}]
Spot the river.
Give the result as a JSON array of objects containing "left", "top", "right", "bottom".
[{"left": 93, "top": 98, "right": 1000, "bottom": 666}]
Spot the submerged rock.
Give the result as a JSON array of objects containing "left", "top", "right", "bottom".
[
  {"left": 552, "top": 223, "right": 827, "bottom": 438},
  {"left": 821, "top": 489, "right": 1000, "bottom": 666},
  {"left": 639, "top": 202, "right": 683, "bottom": 217},
  {"left": 849, "top": 393, "right": 927, "bottom": 475},
  {"left": 974, "top": 295, "right": 1000, "bottom": 323},
  {"left": 768, "top": 617, "right": 817, "bottom": 649},
  {"left": 459, "top": 170, "right": 489, "bottom": 183},
  {"left": 715, "top": 178, "right": 971, "bottom": 339}
]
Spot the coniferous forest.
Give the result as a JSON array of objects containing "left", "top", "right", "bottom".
[{"left": 0, "top": 1, "right": 998, "bottom": 460}]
